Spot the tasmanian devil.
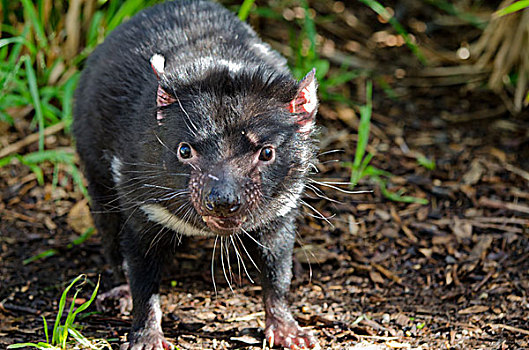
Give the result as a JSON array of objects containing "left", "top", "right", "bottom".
[{"left": 73, "top": 0, "right": 319, "bottom": 349}]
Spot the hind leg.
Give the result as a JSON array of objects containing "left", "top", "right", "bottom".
[
  {"left": 87, "top": 181, "right": 125, "bottom": 281},
  {"left": 86, "top": 181, "right": 134, "bottom": 313}
]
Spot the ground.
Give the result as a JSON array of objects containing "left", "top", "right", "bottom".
[{"left": 1, "top": 1, "right": 529, "bottom": 349}]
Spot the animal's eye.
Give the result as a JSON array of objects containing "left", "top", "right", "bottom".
[
  {"left": 258, "top": 146, "right": 275, "bottom": 162},
  {"left": 178, "top": 143, "right": 193, "bottom": 160}
]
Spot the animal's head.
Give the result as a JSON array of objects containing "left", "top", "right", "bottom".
[{"left": 143, "top": 54, "right": 318, "bottom": 236}]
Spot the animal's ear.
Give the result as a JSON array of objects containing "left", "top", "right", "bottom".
[
  {"left": 288, "top": 68, "right": 318, "bottom": 133},
  {"left": 150, "top": 54, "right": 176, "bottom": 124},
  {"left": 156, "top": 85, "right": 176, "bottom": 107}
]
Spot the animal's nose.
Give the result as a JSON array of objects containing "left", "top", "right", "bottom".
[{"left": 203, "top": 187, "right": 241, "bottom": 217}]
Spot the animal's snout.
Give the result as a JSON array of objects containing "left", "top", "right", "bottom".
[
  {"left": 203, "top": 187, "right": 241, "bottom": 216},
  {"left": 202, "top": 172, "right": 242, "bottom": 217}
]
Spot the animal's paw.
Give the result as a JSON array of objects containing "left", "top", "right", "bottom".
[
  {"left": 96, "top": 284, "right": 132, "bottom": 315},
  {"left": 265, "top": 317, "right": 320, "bottom": 349},
  {"left": 121, "top": 330, "right": 174, "bottom": 350}
]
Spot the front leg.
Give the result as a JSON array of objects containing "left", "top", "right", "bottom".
[
  {"left": 121, "top": 224, "right": 174, "bottom": 350},
  {"left": 253, "top": 218, "right": 320, "bottom": 349}
]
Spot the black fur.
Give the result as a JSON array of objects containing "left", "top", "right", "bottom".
[{"left": 74, "top": 1, "right": 319, "bottom": 348}]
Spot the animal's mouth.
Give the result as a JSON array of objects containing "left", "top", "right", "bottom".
[{"left": 202, "top": 215, "right": 247, "bottom": 235}]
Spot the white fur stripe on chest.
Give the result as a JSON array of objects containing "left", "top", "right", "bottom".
[
  {"left": 140, "top": 203, "right": 213, "bottom": 237},
  {"left": 110, "top": 156, "right": 123, "bottom": 184}
]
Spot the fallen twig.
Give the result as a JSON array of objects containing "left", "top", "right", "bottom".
[
  {"left": 0, "top": 121, "right": 65, "bottom": 158},
  {"left": 488, "top": 323, "right": 529, "bottom": 336},
  {"left": 478, "top": 197, "right": 529, "bottom": 215}
]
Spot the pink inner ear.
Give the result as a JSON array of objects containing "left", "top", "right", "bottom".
[
  {"left": 157, "top": 85, "right": 176, "bottom": 107},
  {"left": 156, "top": 85, "right": 176, "bottom": 125},
  {"left": 289, "top": 69, "right": 318, "bottom": 133},
  {"left": 288, "top": 84, "right": 317, "bottom": 115}
]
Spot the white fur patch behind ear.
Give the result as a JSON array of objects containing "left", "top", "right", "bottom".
[{"left": 150, "top": 54, "right": 165, "bottom": 77}]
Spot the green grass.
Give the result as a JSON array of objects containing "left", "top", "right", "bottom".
[
  {"left": 7, "top": 274, "right": 108, "bottom": 350},
  {"left": 23, "top": 227, "right": 96, "bottom": 265},
  {"left": 288, "top": 0, "right": 360, "bottom": 103},
  {"left": 343, "top": 81, "right": 429, "bottom": 205},
  {"left": 493, "top": 0, "right": 529, "bottom": 17},
  {"left": 0, "top": 0, "right": 163, "bottom": 193},
  {"left": 424, "top": 0, "right": 487, "bottom": 28},
  {"left": 237, "top": 0, "right": 256, "bottom": 21}
]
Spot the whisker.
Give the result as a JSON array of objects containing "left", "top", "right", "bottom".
[
  {"left": 318, "top": 149, "right": 344, "bottom": 156},
  {"left": 306, "top": 183, "right": 344, "bottom": 204},
  {"left": 119, "top": 160, "right": 165, "bottom": 168},
  {"left": 241, "top": 228, "right": 270, "bottom": 250},
  {"left": 142, "top": 183, "right": 178, "bottom": 191},
  {"left": 171, "top": 89, "right": 199, "bottom": 136},
  {"left": 220, "top": 238, "right": 234, "bottom": 293},
  {"left": 235, "top": 233, "right": 260, "bottom": 273},
  {"left": 294, "top": 234, "right": 313, "bottom": 284},
  {"left": 145, "top": 224, "right": 168, "bottom": 257},
  {"left": 225, "top": 236, "right": 233, "bottom": 284},
  {"left": 153, "top": 132, "right": 180, "bottom": 159},
  {"left": 232, "top": 234, "right": 255, "bottom": 283},
  {"left": 299, "top": 199, "right": 334, "bottom": 227},
  {"left": 309, "top": 179, "right": 373, "bottom": 194},
  {"left": 318, "top": 159, "right": 341, "bottom": 165},
  {"left": 211, "top": 235, "right": 218, "bottom": 297},
  {"left": 231, "top": 236, "right": 243, "bottom": 285},
  {"left": 157, "top": 191, "right": 189, "bottom": 202}
]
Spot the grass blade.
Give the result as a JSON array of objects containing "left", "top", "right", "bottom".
[
  {"left": 106, "top": 0, "right": 146, "bottom": 33},
  {"left": 71, "top": 276, "right": 100, "bottom": 319},
  {"left": 42, "top": 316, "right": 49, "bottom": 344},
  {"left": 424, "top": 0, "right": 486, "bottom": 28},
  {"left": 23, "top": 55, "right": 45, "bottom": 152},
  {"left": 7, "top": 343, "right": 44, "bottom": 349},
  {"left": 301, "top": 0, "right": 317, "bottom": 61},
  {"left": 23, "top": 249, "right": 58, "bottom": 265},
  {"left": 52, "top": 275, "right": 85, "bottom": 345},
  {"left": 373, "top": 175, "right": 429, "bottom": 204},
  {"left": 238, "top": 0, "right": 255, "bottom": 21},
  {"left": 60, "top": 73, "right": 80, "bottom": 129},
  {"left": 353, "top": 80, "right": 372, "bottom": 169},
  {"left": 20, "top": 0, "right": 48, "bottom": 49},
  {"left": 494, "top": 0, "right": 529, "bottom": 17}
]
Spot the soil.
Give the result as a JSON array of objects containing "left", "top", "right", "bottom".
[{"left": 1, "top": 1, "right": 529, "bottom": 349}]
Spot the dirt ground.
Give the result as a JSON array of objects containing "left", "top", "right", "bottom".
[{"left": 2, "top": 1, "right": 529, "bottom": 349}]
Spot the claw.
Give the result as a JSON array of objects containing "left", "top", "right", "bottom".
[
  {"left": 265, "top": 317, "right": 320, "bottom": 349},
  {"left": 295, "top": 337, "right": 306, "bottom": 347},
  {"left": 312, "top": 342, "right": 322, "bottom": 350},
  {"left": 268, "top": 332, "right": 274, "bottom": 348},
  {"left": 162, "top": 340, "right": 174, "bottom": 350},
  {"left": 284, "top": 337, "right": 293, "bottom": 348}
]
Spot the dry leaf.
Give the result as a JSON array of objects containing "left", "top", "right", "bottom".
[
  {"left": 67, "top": 198, "right": 94, "bottom": 234},
  {"left": 458, "top": 305, "right": 489, "bottom": 314},
  {"left": 369, "top": 270, "right": 385, "bottom": 284},
  {"left": 462, "top": 160, "right": 484, "bottom": 185}
]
